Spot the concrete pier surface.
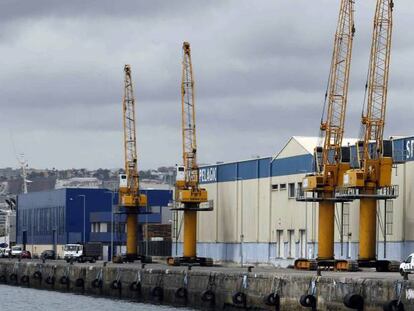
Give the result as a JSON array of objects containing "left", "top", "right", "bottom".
[{"left": 0, "top": 259, "right": 413, "bottom": 310}]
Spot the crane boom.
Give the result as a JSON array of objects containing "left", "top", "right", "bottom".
[
  {"left": 321, "top": 0, "right": 355, "bottom": 178},
  {"left": 181, "top": 42, "right": 199, "bottom": 190},
  {"left": 361, "top": 0, "right": 393, "bottom": 167},
  {"left": 123, "top": 64, "right": 140, "bottom": 200}
]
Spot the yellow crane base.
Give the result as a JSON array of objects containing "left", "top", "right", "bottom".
[
  {"left": 335, "top": 260, "right": 359, "bottom": 272},
  {"left": 294, "top": 259, "right": 318, "bottom": 271},
  {"left": 167, "top": 256, "right": 213, "bottom": 267},
  {"left": 358, "top": 259, "right": 400, "bottom": 272},
  {"left": 115, "top": 254, "right": 153, "bottom": 264},
  {"left": 294, "top": 258, "right": 359, "bottom": 272}
]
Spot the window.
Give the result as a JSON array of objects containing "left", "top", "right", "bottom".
[
  {"left": 287, "top": 230, "right": 295, "bottom": 258},
  {"left": 280, "top": 184, "right": 286, "bottom": 191},
  {"left": 100, "top": 222, "right": 108, "bottom": 233},
  {"left": 151, "top": 206, "right": 161, "bottom": 213},
  {"left": 288, "top": 183, "right": 295, "bottom": 198},
  {"left": 272, "top": 184, "right": 278, "bottom": 191},
  {"left": 342, "top": 203, "right": 350, "bottom": 238},
  {"left": 299, "top": 229, "right": 306, "bottom": 258},
  {"left": 276, "top": 230, "right": 284, "bottom": 258},
  {"left": 386, "top": 201, "right": 393, "bottom": 235}
]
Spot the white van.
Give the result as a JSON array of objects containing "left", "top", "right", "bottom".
[{"left": 11, "top": 246, "right": 23, "bottom": 257}]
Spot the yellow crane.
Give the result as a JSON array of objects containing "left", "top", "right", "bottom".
[
  {"left": 118, "top": 64, "right": 148, "bottom": 262},
  {"left": 167, "top": 42, "right": 213, "bottom": 266},
  {"left": 296, "top": 0, "right": 356, "bottom": 271},
  {"left": 339, "top": 0, "right": 399, "bottom": 272}
]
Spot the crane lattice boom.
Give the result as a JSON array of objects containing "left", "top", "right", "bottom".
[
  {"left": 362, "top": 0, "right": 393, "bottom": 165},
  {"left": 320, "top": 0, "right": 355, "bottom": 178},
  {"left": 181, "top": 42, "right": 199, "bottom": 189},
  {"left": 123, "top": 64, "right": 139, "bottom": 198}
]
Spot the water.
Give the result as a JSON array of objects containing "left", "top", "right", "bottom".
[{"left": 0, "top": 285, "right": 192, "bottom": 311}]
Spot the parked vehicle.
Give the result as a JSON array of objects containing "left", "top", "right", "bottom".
[
  {"left": 63, "top": 242, "right": 102, "bottom": 263},
  {"left": 11, "top": 246, "right": 23, "bottom": 258},
  {"left": 0, "top": 248, "right": 11, "bottom": 258},
  {"left": 400, "top": 254, "right": 414, "bottom": 275},
  {"left": 20, "top": 250, "right": 31, "bottom": 259},
  {"left": 41, "top": 250, "right": 56, "bottom": 260}
]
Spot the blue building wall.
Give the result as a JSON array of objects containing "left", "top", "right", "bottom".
[
  {"left": 16, "top": 188, "right": 173, "bottom": 246},
  {"left": 199, "top": 136, "right": 412, "bottom": 185}
]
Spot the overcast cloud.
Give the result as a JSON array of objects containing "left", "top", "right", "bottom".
[{"left": 0, "top": 0, "right": 413, "bottom": 170}]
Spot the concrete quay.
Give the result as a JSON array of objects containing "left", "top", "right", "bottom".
[{"left": 0, "top": 259, "right": 413, "bottom": 310}]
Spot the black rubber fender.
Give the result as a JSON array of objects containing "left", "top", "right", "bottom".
[
  {"left": 45, "top": 276, "right": 55, "bottom": 285},
  {"left": 300, "top": 294, "right": 317, "bottom": 308},
  {"left": 175, "top": 287, "right": 188, "bottom": 299},
  {"left": 75, "top": 278, "right": 84, "bottom": 287},
  {"left": 265, "top": 293, "right": 280, "bottom": 307},
  {"left": 232, "top": 292, "right": 247, "bottom": 306},
  {"left": 59, "top": 276, "right": 69, "bottom": 285},
  {"left": 383, "top": 300, "right": 405, "bottom": 311},
  {"left": 129, "top": 281, "right": 142, "bottom": 292},
  {"left": 33, "top": 271, "right": 42, "bottom": 280},
  {"left": 91, "top": 278, "right": 103, "bottom": 289},
  {"left": 151, "top": 286, "right": 164, "bottom": 301},
  {"left": 0, "top": 275, "right": 7, "bottom": 283},
  {"left": 20, "top": 275, "right": 29, "bottom": 284},
  {"left": 9, "top": 273, "right": 17, "bottom": 282},
  {"left": 111, "top": 280, "right": 122, "bottom": 290},
  {"left": 344, "top": 293, "right": 364, "bottom": 310},
  {"left": 201, "top": 289, "right": 215, "bottom": 303}
]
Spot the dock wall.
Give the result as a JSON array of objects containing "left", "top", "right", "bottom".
[{"left": 0, "top": 261, "right": 413, "bottom": 310}]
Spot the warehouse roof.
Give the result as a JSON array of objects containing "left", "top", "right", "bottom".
[{"left": 274, "top": 136, "right": 358, "bottom": 160}]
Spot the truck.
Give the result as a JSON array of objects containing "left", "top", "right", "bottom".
[
  {"left": 63, "top": 242, "right": 102, "bottom": 263},
  {"left": 400, "top": 253, "right": 414, "bottom": 275}
]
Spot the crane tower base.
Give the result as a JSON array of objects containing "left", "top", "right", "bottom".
[{"left": 167, "top": 256, "right": 213, "bottom": 267}]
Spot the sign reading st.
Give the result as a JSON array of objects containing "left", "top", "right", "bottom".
[{"left": 406, "top": 139, "right": 414, "bottom": 160}]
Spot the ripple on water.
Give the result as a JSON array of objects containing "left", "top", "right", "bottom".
[{"left": 0, "top": 285, "right": 192, "bottom": 311}]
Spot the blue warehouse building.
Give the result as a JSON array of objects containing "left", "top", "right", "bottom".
[{"left": 17, "top": 188, "right": 172, "bottom": 259}]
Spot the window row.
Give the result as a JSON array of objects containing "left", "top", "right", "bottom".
[{"left": 272, "top": 182, "right": 302, "bottom": 198}]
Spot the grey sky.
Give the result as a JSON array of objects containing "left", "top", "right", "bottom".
[{"left": 0, "top": 0, "right": 413, "bottom": 170}]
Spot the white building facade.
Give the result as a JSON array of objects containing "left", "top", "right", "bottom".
[{"left": 172, "top": 136, "right": 414, "bottom": 266}]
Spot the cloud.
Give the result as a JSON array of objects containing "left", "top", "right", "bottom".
[{"left": 0, "top": 0, "right": 413, "bottom": 169}]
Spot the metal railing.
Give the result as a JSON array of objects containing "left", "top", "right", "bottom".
[{"left": 335, "top": 185, "right": 399, "bottom": 199}]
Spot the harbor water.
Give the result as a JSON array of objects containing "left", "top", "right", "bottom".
[{"left": 0, "top": 284, "right": 192, "bottom": 311}]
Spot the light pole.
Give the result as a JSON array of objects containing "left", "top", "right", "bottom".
[
  {"left": 237, "top": 177, "right": 244, "bottom": 267},
  {"left": 77, "top": 195, "right": 86, "bottom": 243}
]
